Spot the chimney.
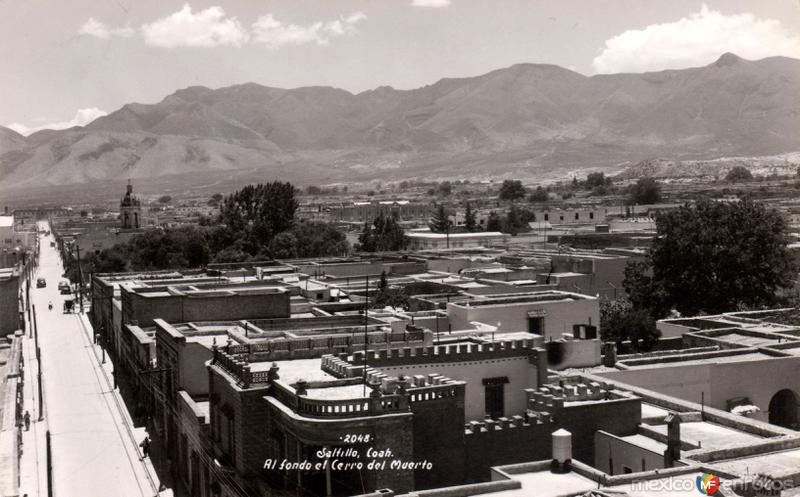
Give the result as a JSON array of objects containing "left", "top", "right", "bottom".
[
  {"left": 551, "top": 429, "right": 572, "bottom": 473},
  {"left": 663, "top": 412, "right": 681, "bottom": 467},
  {"left": 602, "top": 342, "right": 617, "bottom": 367}
]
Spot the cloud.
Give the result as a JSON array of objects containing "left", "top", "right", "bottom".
[
  {"left": 6, "top": 108, "right": 107, "bottom": 136},
  {"left": 141, "top": 4, "right": 249, "bottom": 48},
  {"left": 411, "top": 0, "right": 451, "bottom": 7},
  {"left": 251, "top": 11, "right": 366, "bottom": 48},
  {"left": 592, "top": 4, "right": 800, "bottom": 74},
  {"left": 78, "top": 18, "right": 134, "bottom": 39}
]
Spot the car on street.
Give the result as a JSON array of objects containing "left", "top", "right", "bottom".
[
  {"left": 37, "top": 278, "right": 47, "bottom": 288},
  {"left": 58, "top": 280, "right": 71, "bottom": 294}
]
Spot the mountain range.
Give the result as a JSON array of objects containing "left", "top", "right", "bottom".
[{"left": 2, "top": 52, "right": 799, "bottom": 192}]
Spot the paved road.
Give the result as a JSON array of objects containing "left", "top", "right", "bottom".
[{"left": 29, "top": 222, "right": 157, "bottom": 497}]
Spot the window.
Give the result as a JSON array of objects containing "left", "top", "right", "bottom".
[
  {"left": 528, "top": 316, "right": 544, "bottom": 334},
  {"left": 642, "top": 458, "right": 646, "bottom": 471},
  {"left": 623, "top": 466, "right": 633, "bottom": 474},
  {"left": 483, "top": 377, "right": 509, "bottom": 419},
  {"left": 574, "top": 212, "right": 579, "bottom": 220},
  {"left": 589, "top": 212, "right": 594, "bottom": 220},
  {"left": 559, "top": 215, "right": 564, "bottom": 221},
  {"left": 544, "top": 213, "right": 549, "bottom": 221}
]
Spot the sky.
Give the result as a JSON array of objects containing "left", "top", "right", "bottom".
[{"left": 2, "top": 0, "right": 800, "bottom": 135}]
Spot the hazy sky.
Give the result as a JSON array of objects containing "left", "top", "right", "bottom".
[{"left": 2, "top": 1, "right": 800, "bottom": 135}]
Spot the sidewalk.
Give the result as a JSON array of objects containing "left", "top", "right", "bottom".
[{"left": 18, "top": 316, "right": 48, "bottom": 497}]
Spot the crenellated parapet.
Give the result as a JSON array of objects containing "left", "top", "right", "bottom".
[{"left": 349, "top": 339, "right": 541, "bottom": 368}]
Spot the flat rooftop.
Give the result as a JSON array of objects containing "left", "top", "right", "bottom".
[
  {"left": 605, "top": 472, "right": 723, "bottom": 497},
  {"left": 486, "top": 469, "right": 596, "bottom": 497},
  {"left": 712, "top": 448, "right": 800, "bottom": 476},
  {"left": 250, "top": 358, "right": 335, "bottom": 384},
  {"left": 649, "top": 421, "right": 762, "bottom": 450}
]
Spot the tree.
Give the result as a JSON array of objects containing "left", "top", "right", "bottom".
[
  {"left": 437, "top": 181, "right": 452, "bottom": 196},
  {"left": 502, "top": 204, "right": 528, "bottom": 235},
  {"left": 585, "top": 172, "right": 612, "bottom": 189},
  {"left": 627, "top": 178, "right": 661, "bottom": 205},
  {"left": 358, "top": 212, "right": 408, "bottom": 252},
  {"left": 622, "top": 258, "right": 670, "bottom": 318},
  {"left": 158, "top": 195, "right": 172, "bottom": 204},
  {"left": 288, "top": 221, "right": 350, "bottom": 258},
  {"left": 218, "top": 182, "right": 298, "bottom": 254},
  {"left": 126, "top": 226, "right": 210, "bottom": 270},
  {"left": 464, "top": 202, "right": 477, "bottom": 232},
  {"left": 631, "top": 199, "right": 794, "bottom": 316},
  {"left": 429, "top": 204, "right": 450, "bottom": 233},
  {"left": 498, "top": 180, "right": 526, "bottom": 201},
  {"left": 485, "top": 211, "right": 502, "bottom": 232},
  {"left": 600, "top": 299, "right": 661, "bottom": 352},
  {"left": 726, "top": 166, "right": 753, "bottom": 182},
  {"left": 306, "top": 185, "right": 322, "bottom": 195},
  {"left": 529, "top": 186, "right": 549, "bottom": 202},
  {"left": 211, "top": 193, "right": 223, "bottom": 202},
  {"left": 80, "top": 210, "right": 88, "bottom": 217},
  {"left": 268, "top": 231, "right": 299, "bottom": 259}
]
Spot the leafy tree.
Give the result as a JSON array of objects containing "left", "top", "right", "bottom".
[
  {"left": 80, "top": 210, "right": 88, "bottom": 217},
  {"left": 485, "top": 211, "right": 502, "bottom": 232},
  {"left": 629, "top": 199, "right": 794, "bottom": 316},
  {"left": 288, "top": 221, "right": 350, "bottom": 258},
  {"left": 622, "top": 258, "right": 670, "bottom": 318},
  {"left": 306, "top": 185, "right": 322, "bottom": 195},
  {"left": 627, "top": 178, "right": 661, "bottom": 205},
  {"left": 218, "top": 182, "right": 298, "bottom": 252},
  {"left": 158, "top": 195, "right": 172, "bottom": 204},
  {"left": 502, "top": 204, "right": 529, "bottom": 235},
  {"left": 464, "top": 202, "right": 477, "bottom": 232},
  {"left": 725, "top": 166, "right": 753, "bottom": 182},
  {"left": 600, "top": 299, "right": 661, "bottom": 352},
  {"left": 590, "top": 185, "right": 610, "bottom": 196},
  {"left": 437, "top": 181, "right": 453, "bottom": 196},
  {"left": 429, "top": 204, "right": 450, "bottom": 233},
  {"left": 585, "top": 172, "right": 612, "bottom": 189},
  {"left": 529, "top": 186, "right": 549, "bottom": 202},
  {"left": 358, "top": 212, "right": 408, "bottom": 252},
  {"left": 269, "top": 231, "right": 299, "bottom": 259},
  {"left": 126, "top": 226, "right": 210, "bottom": 270},
  {"left": 498, "top": 180, "right": 526, "bottom": 201},
  {"left": 211, "top": 193, "right": 223, "bottom": 202}
]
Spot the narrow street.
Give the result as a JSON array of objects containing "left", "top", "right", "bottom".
[{"left": 20, "top": 222, "right": 161, "bottom": 497}]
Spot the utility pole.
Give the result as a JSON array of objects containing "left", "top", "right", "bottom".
[
  {"left": 363, "top": 274, "right": 369, "bottom": 397},
  {"left": 46, "top": 430, "right": 53, "bottom": 497}
]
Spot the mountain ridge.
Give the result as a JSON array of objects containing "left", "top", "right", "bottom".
[{"left": 2, "top": 53, "right": 799, "bottom": 191}]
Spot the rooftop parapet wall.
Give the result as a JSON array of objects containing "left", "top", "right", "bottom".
[
  {"left": 526, "top": 380, "right": 612, "bottom": 406},
  {"left": 224, "top": 329, "right": 430, "bottom": 363},
  {"left": 350, "top": 339, "right": 541, "bottom": 368}
]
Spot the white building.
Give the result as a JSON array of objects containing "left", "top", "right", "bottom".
[{"left": 406, "top": 231, "right": 506, "bottom": 250}]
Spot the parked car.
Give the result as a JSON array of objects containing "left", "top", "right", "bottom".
[
  {"left": 58, "top": 281, "right": 71, "bottom": 295},
  {"left": 36, "top": 278, "right": 47, "bottom": 288}
]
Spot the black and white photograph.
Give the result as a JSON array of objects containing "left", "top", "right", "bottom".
[{"left": 2, "top": 1, "right": 800, "bottom": 496}]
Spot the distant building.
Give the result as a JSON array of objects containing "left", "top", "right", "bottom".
[
  {"left": 407, "top": 231, "right": 506, "bottom": 250},
  {"left": 120, "top": 180, "right": 142, "bottom": 229}
]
